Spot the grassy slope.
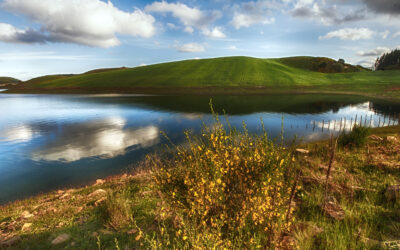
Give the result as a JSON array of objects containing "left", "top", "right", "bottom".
[
  {"left": 6, "top": 56, "right": 400, "bottom": 101},
  {"left": 11, "top": 56, "right": 400, "bottom": 88},
  {"left": 0, "top": 77, "right": 20, "bottom": 84},
  {"left": 0, "top": 125, "right": 399, "bottom": 249}
]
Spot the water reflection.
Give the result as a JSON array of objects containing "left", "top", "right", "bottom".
[
  {"left": 0, "top": 93, "right": 399, "bottom": 204},
  {"left": 31, "top": 117, "right": 159, "bottom": 162},
  {"left": 0, "top": 125, "right": 35, "bottom": 142}
]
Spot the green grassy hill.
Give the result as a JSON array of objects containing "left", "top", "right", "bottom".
[
  {"left": 0, "top": 77, "right": 20, "bottom": 84},
  {"left": 7, "top": 56, "right": 400, "bottom": 100}
]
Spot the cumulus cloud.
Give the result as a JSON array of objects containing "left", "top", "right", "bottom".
[
  {"left": 202, "top": 27, "right": 226, "bottom": 38},
  {"left": 362, "top": 0, "right": 400, "bottom": 15},
  {"left": 176, "top": 43, "right": 205, "bottom": 53},
  {"left": 357, "top": 47, "right": 391, "bottom": 57},
  {"left": 145, "top": 1, "right": 221, "bottom": 35},
  {"left": 319, "top": 28, "right": 375, "bottom": 41},
  {"left": 357, "top": 58, "right": 377, "bottom": 68},
  {"left": 0, "top": 23, "right": 47, "bottom": 44},
  {"left": 231, "top": 0, "right": 277, "bottom": 29},
  {"left": 393, "top": 32, "right": 400, "bottom": 38},
  {"left": 291, "top": 1, "right": 367, "bottom": 25},
  {"left": 1, "top": 0, "right": 156, "bottom": 48}
]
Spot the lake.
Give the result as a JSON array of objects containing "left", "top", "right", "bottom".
[{"left": 0, "top": 93, "right": 399, "bottom": 204}]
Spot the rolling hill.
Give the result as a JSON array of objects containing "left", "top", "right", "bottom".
[
  {"left": 5, "top": 56, "right": 400, "bottom": 100},
  {"left": 0, "top": 77, "right": 20, "bottom": 85}
]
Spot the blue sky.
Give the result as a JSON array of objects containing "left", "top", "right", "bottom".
[{"left": 0, "top": 0, "right": 400, "bottom": 80}]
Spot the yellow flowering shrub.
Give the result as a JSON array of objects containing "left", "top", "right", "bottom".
[{"left": 153, "top": 117, "right": 299, "bottom": 248}]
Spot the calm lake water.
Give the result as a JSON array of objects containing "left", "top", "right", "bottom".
[{"left": 0, "top": 93, "right": 399, "bottom": 204}]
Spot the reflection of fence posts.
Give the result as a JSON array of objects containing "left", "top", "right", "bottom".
[
  {"left": 339, "top": 118, "right": 343, "bottom": 132},
  {"left": 350, "top": 118, "right": 353, "bottom": 130},
  {"left": 322, "top": 120, "right": 324, "bottom": 132},
  {"left": 370, "top": 115, "right": 373, "bottom": 128},
  {"left": 328, "top": 120, "right": 330, "bottom": 131},
  {"left": 378, "top": 116, "right": 381, "bottom": 128},
  {"left": 313, "top": 120, "right": 316, "bottom": 131},
  {"left": 344, "top": 117, "right": 346, "bottom": 131}
]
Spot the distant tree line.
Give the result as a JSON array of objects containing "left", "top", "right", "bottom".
[{"left": 375, "top": 49, "right": 400, "bottom": 71}]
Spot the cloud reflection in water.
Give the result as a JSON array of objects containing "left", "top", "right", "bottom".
[
  {"left": 0, "top": 125, "right": 35, "bottom": 142},
  {"left": 31, "top": 117, "right": 159, "bottom": 162}
]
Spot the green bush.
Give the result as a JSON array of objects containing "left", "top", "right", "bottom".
[{"left": 339, "top": 125, "right": 371, "bottom": 148}]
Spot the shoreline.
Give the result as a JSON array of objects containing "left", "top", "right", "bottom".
[{"left": 4, "top": 85, "right": 400, "bottom": 104}]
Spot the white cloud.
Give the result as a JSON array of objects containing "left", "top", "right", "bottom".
[
  {"left": 227, "top": 45, "right": 238, "bottom": 50},
  {"left": 176, "top": 43, "right": 205, "bottom": 53},
  {"left": 231, "top": 0, "right": 277, "bottom": 29},
  {"left": 167, "top": 23, "right": 178, "bottom": 29},
  {"left": 319, "top": 28, "right": 375, "bottom": 41},
  {"left": 357, "top": 58, "right": 377, "bottom": 68},
  {"left": 291, "top": 1, "right": 367, "bottom": 26},
  {"left": 145, "top": 1, "right": 221, "bottom": 35},
  {"left": 0, "top": 22, "right": 46, "bottom": 44},
  {"left": 184, "top": 26, "right": 195, "bottom": 34},
  {"left": 1, "top": 0, "right": 156, "bottom": 48},
  {"left": 357, "top": 47, "right": 391, "bottom": 56},
  {"left": 202, "top": 27, "right": 226, "bottom": 38},
  {"left": 381, "top": 30, "right": 390, "bottom": 39},
  {"left": 393, "top": 31, "right": 400, "bottom": 38}
]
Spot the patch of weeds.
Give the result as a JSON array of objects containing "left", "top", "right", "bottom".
[{"left": 339, "top": 125, "right": 371, "bottom": 148}]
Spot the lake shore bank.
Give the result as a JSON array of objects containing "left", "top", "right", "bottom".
[
  {"left": 5, "top": 84, "right": 400, "bottom": 104},
  {"left": 1, "top": 125, "right": 399, "bottom": 249}
]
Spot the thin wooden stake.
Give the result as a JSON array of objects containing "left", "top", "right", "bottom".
[{"left": 324, "top": 134, "right": 338, "bottom": 208}]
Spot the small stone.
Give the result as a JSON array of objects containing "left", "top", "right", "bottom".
[
  {"left": 57, "top": 190, "right": 65, "bottom": 194},
  {"left": 51, "top": 233, "right": 71, "bottom": 245},
  {"left": 296, "top": 148, "right": 310, "bottom": 154},
  {"left": 21, "top": 210, "right": 34, "bottom": 219},
  {"left": 0, "top": 236, "right": 21, "bottom": 247},
  {"left": 89, "top": 189, "right": 107, "bottom": 198},
  {"left": 21, "top": 223, "right": 32, "bottom": 231},
  {"left": 369, "top": 135, "right": 383, "bottom": 141},
  {"left": 386, "top": 136, "right": 398, "bottom": 143},
  {"left": 95, "top": 179, "right": 105, "bottom": 185}
]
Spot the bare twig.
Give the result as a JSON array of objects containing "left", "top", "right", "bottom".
[{"left": 324, "top": 134, "right": 338, "bottom": 208}]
